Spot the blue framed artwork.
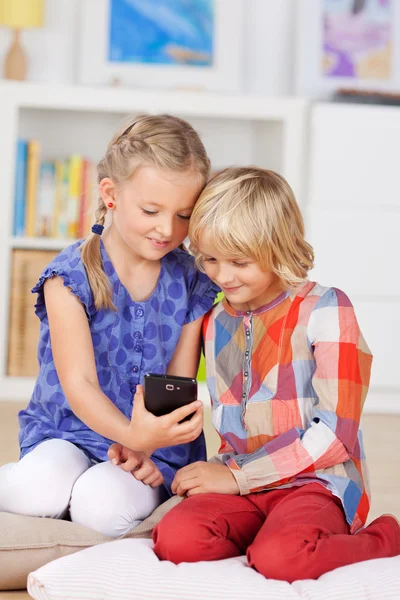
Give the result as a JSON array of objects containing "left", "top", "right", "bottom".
[
  {"left": 109, "top": 0, "right": 214, "bottom": 67},
  {"left": 79, "top": 0, "right": 243, "bottom": 92}
]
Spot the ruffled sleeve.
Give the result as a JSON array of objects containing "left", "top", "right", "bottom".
[
  {"left": 32, "top": 243, "right": 95, "bottom": 322},
  {"left": 185, "top": 269, "right": 220, "bottom": 325}
]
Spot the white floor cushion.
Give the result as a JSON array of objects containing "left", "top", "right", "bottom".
[{"left": 27, "top": 538, "right": 400, "bottom": 600}]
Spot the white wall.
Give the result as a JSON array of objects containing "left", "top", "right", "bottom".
[
  {"left": 244, "top": 0, "right": 295, "bottom": 95},
  {"left": 0, "top": 0, "right": 296, "bottom": 94}
]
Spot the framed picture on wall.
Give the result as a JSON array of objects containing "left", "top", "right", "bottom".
[
  {"left": 295, "top": 0, "right": 400, "bottom": 98},
  {"left": 78, "top": 0, "right": 243, "bottom": 92}
]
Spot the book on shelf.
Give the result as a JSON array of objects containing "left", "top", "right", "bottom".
[
  {"left": 51, "top": 160, "right": 63, "bottom": 238},
  {"left": 37, "top": 161, "right": 56, "bottom": 237},
  {"left": 57, "top": 159, "right": 71, "bottom": 239},
  {"left": 25, "top": 140, "right": 40, "bottom": 237},
  {"left": 13, "top": 139, "right": 28, "bottom": 237},
  {"left": 7, "top": 249, "right": 59, "bottom": 378},
  {"left": 12, "top": 139, "right": 97, "bottom": 240},
  {"left": 67, "top": 154, "right": 83, "bottom": 239}
]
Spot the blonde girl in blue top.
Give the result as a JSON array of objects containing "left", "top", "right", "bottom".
[{"left": 0, "top": 114, "right": 219, "bottom": 537}]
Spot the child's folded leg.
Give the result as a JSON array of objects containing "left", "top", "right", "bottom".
[
  {"left": 153, "top": 492, "right": 263, "bottom": 563},
  {"left": 0, "top": 439, "right": 91, "bottom": 518},
  {"left": 247, "top": 483, "right": 400, "bottom": 582}
]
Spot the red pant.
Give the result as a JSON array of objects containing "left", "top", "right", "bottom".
[{"left": 153, "top": 484, "right": 400, "bottom": 582}]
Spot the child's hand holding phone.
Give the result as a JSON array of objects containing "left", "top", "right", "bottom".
[{"left": 124, "top": 383, "right": 204, "bottom": 453}]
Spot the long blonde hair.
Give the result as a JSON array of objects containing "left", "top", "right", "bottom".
[
  {"left": 81, "top": 114, "right": 210, "bottom": 310},
  {"left": 189, "top": 167, "right": 314, "bottom": 288}
]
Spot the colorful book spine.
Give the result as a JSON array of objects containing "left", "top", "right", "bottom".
[
  {"left": 13, "top": 139, "right": 28, "bottom": 237},
  {"left": 78, "top": 159, "right": 89, "bottom": 239},
  {"left": 52, "top": 160, "right": 64, "bottom": 238},
  {"left": 67, "top": 155, "right": 83, "bottom": 238},
  {"left": 25, "top": 140, "right": 40, "bottom": 237},
  {"left": 57, "top": 160, "right": 70, "bottom": 238},
  {"left": 37, "top": 161, "right": 56, "bottom": 237}
]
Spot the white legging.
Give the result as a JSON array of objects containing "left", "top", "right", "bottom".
[{"left": 0, "top": 439, "right": 164, "bottom": 537}]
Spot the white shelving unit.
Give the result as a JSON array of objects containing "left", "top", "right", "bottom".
[
  {"left": 0, "top": 80, "right": 309, "bottom": 401},
  {"left": 307, "top": 103, "right": 400, "bottom": 414},
  {"left": 8, "top": 237, "right": 72, "bottom": 250}
]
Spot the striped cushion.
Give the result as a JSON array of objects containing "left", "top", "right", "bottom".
[{"left": 28, "top": 538, "right": 400, "bottom": 600}]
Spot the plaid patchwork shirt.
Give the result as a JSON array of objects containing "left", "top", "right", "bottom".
[{"left": 203, "top": 281, "right": 372, "bottom": 532}]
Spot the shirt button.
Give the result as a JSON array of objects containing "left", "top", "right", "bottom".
[
  {"left": 246, "top": 330, "right": 250, "bottom": 337},
  {"left": 135, "top": 307, "right": 144, "bottom": 318},
  {"left": 134, "top": 344, "right": 142, "bottom": 353},
  {"left": 133, "top": 365, "right": 139, "bottom": 373},
  {"left": 246, "top": 310, "right": 251, "bottom": 315},
  {"left": 244, "top": 371, "right": 248, "bottom": 377},
  {"left": 245, "top": 350, "right": 250, "bottom": 357},
  {"left": 133, "top": 331, "right": 142, "bottom": 340},
  {"left": 242, "top": 393, "right": 246, "bottom": 399}
]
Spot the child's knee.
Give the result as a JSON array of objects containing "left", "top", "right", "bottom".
[
  {"left": 247, "top": 529, "right": 315, "bottom": 582},
  {"left": 0, "top": 441, "right": 90, "bottom": 518},
  {"left": 153, "top": 507, "right": 209, "bottom": 563},
  {"left": 70, "top": 461, "right": 161, "bottom": 537},
  {"left": 71, "top": 491, "right": 139, "bottom": 537}
]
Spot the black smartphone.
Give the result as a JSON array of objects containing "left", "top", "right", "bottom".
[{"left": 144, "top": 373, "right": 197, "bottom": 421}]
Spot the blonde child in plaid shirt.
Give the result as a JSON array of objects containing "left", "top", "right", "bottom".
[{"left": 153, "top": 166, "right": 400, "bottom": 582}]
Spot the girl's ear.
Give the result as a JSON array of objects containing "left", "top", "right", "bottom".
[{"left": 99, "top": 177, "right": 117, "bottom": 204}]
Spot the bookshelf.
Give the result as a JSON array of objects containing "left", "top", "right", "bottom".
[
  {"left": 0, "top": 80, "right": 309, "bottom": 401},
  {"left": 9, "top": 237, "right": 73, "bottom": 251}
]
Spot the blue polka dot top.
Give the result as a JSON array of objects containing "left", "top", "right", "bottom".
[{"left": 18, "top": 240, "right": 219, "bottom": 495}]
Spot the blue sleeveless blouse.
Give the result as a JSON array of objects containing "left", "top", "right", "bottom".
[{"left": 18, "top": 241, "right": 219, "bottom": 495}]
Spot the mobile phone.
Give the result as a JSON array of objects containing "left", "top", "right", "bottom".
[{"left": 144, "top": 373, "right": 197, "bottom": 421}]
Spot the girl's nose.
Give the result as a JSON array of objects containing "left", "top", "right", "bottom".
[{"left": 155, "top": 217, "right": 173, "bottom": 239}]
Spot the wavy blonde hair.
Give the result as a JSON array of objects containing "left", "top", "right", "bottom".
[
  {"left": 81, "top": 114, "right": 210, "bottom": 310},
  {"left": 189, "top": 167, "right": 314, "bottom": 289}
]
